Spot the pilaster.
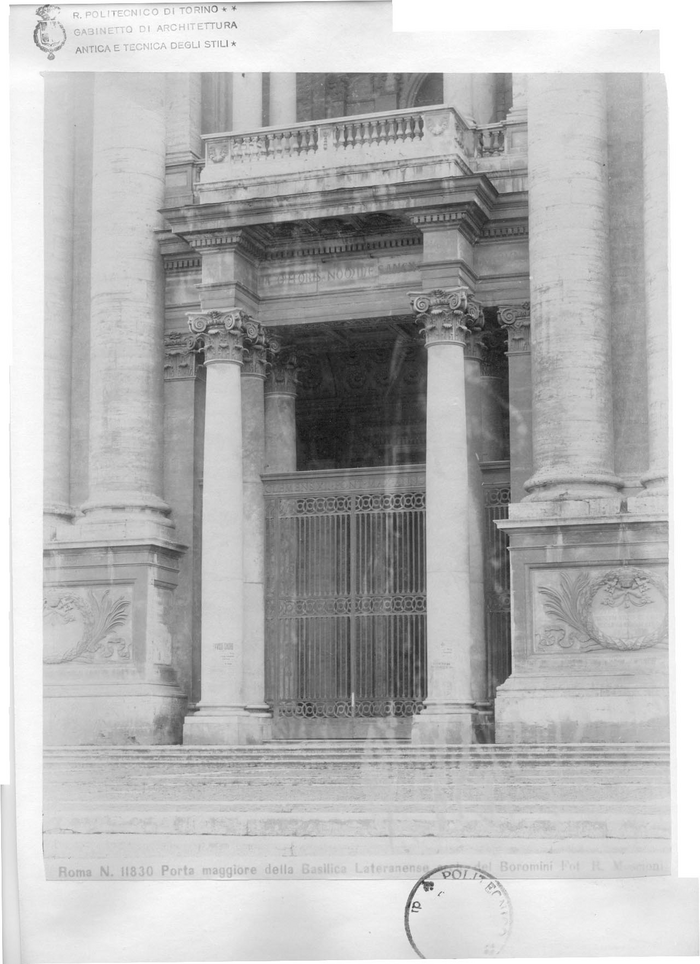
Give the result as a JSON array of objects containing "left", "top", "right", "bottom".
[{"left": 497, "top": 303, "right": 533, "bottom": 502}]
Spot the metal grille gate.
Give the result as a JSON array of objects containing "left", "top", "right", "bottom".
[
  {"left": 484, "top": 483, "right": 512, "bottom": 695},
  {"left": 264, "top": 466, "right": 426, "bottom": 738}
]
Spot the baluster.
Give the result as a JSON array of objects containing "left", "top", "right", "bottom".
[
  {"left": 416, "top": 114, "right": 424, "bottom": 140},
  {"left": 362, "top": 121, "right": 371, "bottom": 149}
]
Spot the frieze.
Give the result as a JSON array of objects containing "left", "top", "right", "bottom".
[
  {"left": 260, "top": 258, "right": 421, "bottom": 291},
  {"left": 534, "top": 566, "right": 668, "bottom": 653},
  {"left": 43, "top": 587, "right": 132, "bottom": 663}
]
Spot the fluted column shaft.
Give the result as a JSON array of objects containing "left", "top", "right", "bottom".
[
  {"left": 84, "top": 73, "right": 169, "bottom": 519},
  {"left": 641, "top": 75, "right": 669, "bottom": 493},
  {"left": 44, "top": 74, "right": 75, "bottom": 522},
  {"left": 411, "top": 289, "right": 485, "bottom": 743},
  {"left": 269, "top": 73, "right": 297, "bottom": 127},
  {"left": 526, "top": 74, "right": 621, "bottom": 501}
]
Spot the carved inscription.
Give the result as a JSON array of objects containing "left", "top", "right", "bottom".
[{"left": 261, "top": 260, "right": 420, "bottom": 291}]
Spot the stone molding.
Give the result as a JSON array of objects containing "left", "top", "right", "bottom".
[
  {"left": 184, "top": 229, "right": 265, "bottom": 262},
  {"left": 481, "top": 222, "right": 528, "bottom": 241},
  {"left": 497, "top": 302, "right": 531, "bottom": 354},
  {"left": 408, "top": 208, "right": 487, "bottom": 244},
  {"left": 188, "top": 308, "right": 261, "bottom": 366},
  {"left": 264, "top": 234, "right": 422, "bottom": 262},
  {"left": 163, "top": 255, "right": 202, "bottom": 273},
  {"left": 409, "top": 287, "right": 485, "bottom": 347}
]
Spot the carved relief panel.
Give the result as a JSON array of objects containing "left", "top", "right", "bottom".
[
  {"left": 43, "top": 586, "right": 133, "bottom": 664},
  {"left": 533, "top": 566, "right": 668, "bottom": 654}
]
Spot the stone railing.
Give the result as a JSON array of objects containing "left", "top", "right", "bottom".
[
  {"left": 475, "top": 122, "right": 507, "bottom": 157},
  {"left": 199, "top": 106, "right": 474, "bottom": 184}
]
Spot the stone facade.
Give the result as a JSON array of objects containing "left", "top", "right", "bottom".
[{"left": 44, "top": 72, "right": 668, "bottom": 746}]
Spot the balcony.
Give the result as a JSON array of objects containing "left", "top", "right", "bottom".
[{"left": 196, "top": 106, "right": 525, "bottom": 204}]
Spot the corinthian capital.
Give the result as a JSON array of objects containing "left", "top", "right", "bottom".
[
  {"left": 187, "top": 308, "right": 260, "bottom": 365},
  {"left": 164, "top": 331, "right": 199, "bottom": 380},
  {"left": 265, "top": 345, "right": 303, "bottom": 396},
  {"left": 409, "top": 288, "right": 484, "bottom": 347},
  {"left": 242, "top": 324, "right": 272, "bottom": 378},
  {"left": 497, "top": 303, "right": 531, "bottom": 354}
]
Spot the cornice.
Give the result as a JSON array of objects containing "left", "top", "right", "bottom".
[{"left": 162, "top": 173, "right": 499, "bottom": 238}]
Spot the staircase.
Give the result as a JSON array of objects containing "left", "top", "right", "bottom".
[{"left": 44, "top": 742, "right": 671, "bottom": 881}]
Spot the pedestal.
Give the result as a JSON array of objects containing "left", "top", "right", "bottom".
[
  {"left": 44, "top": 541, "right": 187, "bottom": 744},
  {"left": 495, "top": 505, "right": 669, "bottom": 743}
]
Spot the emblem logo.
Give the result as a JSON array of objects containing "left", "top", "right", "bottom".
[{"left": 33, "top": 5, "right": 67, "bottom": 60}]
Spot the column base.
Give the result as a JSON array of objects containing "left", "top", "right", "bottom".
[
  {"left": 411, "top": 702, "right": 476, "bottom": 745},
  {"left": 183, "top": 706, "right": 272, "bottom": 745}
]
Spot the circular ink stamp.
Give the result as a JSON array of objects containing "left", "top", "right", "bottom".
[{"left": 404, "top": 864, "right": 513, "bottom": 958}]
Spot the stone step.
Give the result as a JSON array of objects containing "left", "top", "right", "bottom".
[
  {"left": 46, "top": 780, "right": 670, "bottom": 803},
  {"left": 44, "top": 806, "right": 670, "bottom": 839},
  {"left": 45, "top": 743, "right": 671, "bottom": 767},
  {"left": 43, "top": 830, "right": 672, "bottom": 870}
]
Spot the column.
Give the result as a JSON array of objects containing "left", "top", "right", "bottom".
[
  {"left": 240, "top": 329, "right": 272, "bottom": 732},
  {"left": 232, "top": 72, "right": 263, "bottom": 132},
  {"left": 410, "top": 288, "right": 485, "bottom": 744},
  {"left": 82, "top": 73, "right": 171, "bottom": 526},
  {"left": 183, "top": 310, "right": 268, "bottom": 744},
  {"left": 524, "top": 74, "right": 622, "bottom": 502},
  {"left": 640, "top": 75, "right": 669, "bottom": 496},
  {"left": 264, "top": 347, "right": 300, "bottom": 473},
  {"left": 44, "top": 74, "right": 75, "bottom": 528},
  {"left": 443, "top": 74, "right": 475, "bottom": 124},
  {"left": 269, "top": 73, "right": 297, "bottom": 127},
  {"left": 497, "top": 304, "right": 533, "bottom": 502}
]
